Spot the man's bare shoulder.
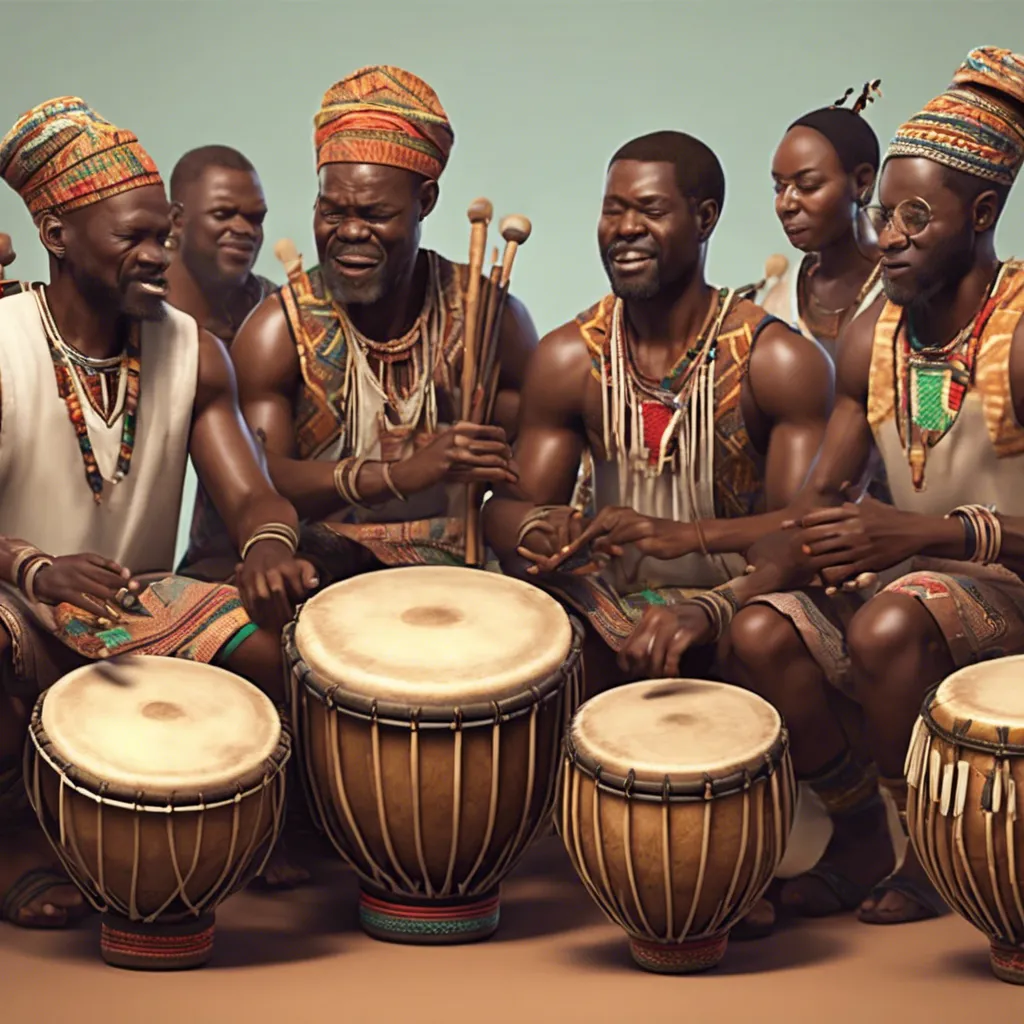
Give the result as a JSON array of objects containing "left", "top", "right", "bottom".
[{"left": 229, "top": 292, "right": 299, "bottom": 391}]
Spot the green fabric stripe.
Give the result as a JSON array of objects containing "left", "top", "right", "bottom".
[{"left": 214, "top": 622, "right": 259, "bottom": 665}]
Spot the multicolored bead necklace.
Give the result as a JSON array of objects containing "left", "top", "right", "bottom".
[
  {"left": 32, "top": 284, "right": 141, "bottom": 503},
  {"left": 896, "top": 263, "right": 1005, "bottom": 490}
]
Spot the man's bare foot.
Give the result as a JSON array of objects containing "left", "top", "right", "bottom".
[
  {"left": 858, "top": 844, "right": 948, "bottom": 924},
  {"left": 730, "top": 897, "right": 776, "bottom": 941},
  {"left": 0, "top": 825, "right": 89, "bottom": 928},
  {"left": 779, "top": 798, "right": 894, "bottom": 917},
  {"left": 250, "top": 838, "right": 312, "bottom": 891}
]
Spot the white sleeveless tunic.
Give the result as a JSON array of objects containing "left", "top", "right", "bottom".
[{"left": 0, "top": 291, "right": 199, "bottom": 577}]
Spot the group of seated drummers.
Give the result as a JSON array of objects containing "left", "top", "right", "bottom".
[{"left": 1, "top": 46, "right": 1024, "bottom": 962}]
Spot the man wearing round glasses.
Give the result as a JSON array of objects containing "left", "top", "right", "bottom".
[{"left": 721, "top": 46, "right": 1024, "bottom": 928}]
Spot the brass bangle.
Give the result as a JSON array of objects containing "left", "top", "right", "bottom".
[
  {"left": 9, "top": 544, "right": 43, "bottom": 588},
  {"left": 516, "top": 505, "right": 563, "bottom": 548},
  {"left": 22, "top": 556, "right": 53, "bottom": 604},
  {"left": 347, "top": 457, "right": 368, "bottom": 505},
  {"left": 381, "top": 461, "right": 406, "bottom": 502},
  {"left": 241, "top": 522, "right": 299, "bottom": 561}
]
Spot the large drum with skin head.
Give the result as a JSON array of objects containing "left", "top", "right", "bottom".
[
  {"left": 285, "top": 565, "right": 583, "bottom": 944},
  {"left": 906, "top": 655, "right": 1024, "bottom": 984},
  {"left": 24, "top": 656, "right": 290, "bottom": 970},
  {"left": 560, "top": 678, "right": 795, "bottom": 973}
]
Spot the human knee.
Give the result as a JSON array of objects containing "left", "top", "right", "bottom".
[
  {"left": 727, "top": 605, "right": 804, "bottom": 673},
  {"left": 846, "top": 593, "right": 939, "bottom": 683}
]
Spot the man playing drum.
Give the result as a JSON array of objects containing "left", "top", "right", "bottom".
[
  {"left": 481, "top": 131, "right": 832, "bottom": 938},
  {"left": 482, "top": 130, "right": 832, "bottom": 687},
  {"left": 0, "top": 97, "right": 316, "bottom": 929},
  {"left": 229, "top": 66, "right": 537, "bottom": 582},
  {"left": 721, "top": 46, "right": 1024, "bottom": 927}
]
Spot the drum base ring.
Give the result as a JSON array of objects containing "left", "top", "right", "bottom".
[
  {"left": 990, "top": 941, "right": 1024, "bottom": 985},
  {"left": 358, "top": 887, "right": 500, "bottom": 945},
  {"left": 100, "top": 911, "right": 216, "bottom": 970},
  {"left": 629, "top": 933, "right": 728, "bottom": 974}
]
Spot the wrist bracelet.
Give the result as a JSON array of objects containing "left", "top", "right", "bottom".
[
  {"left": 947, "top": 504, "right": 1001, "bottom": 564},
  {"left": 381, "top": 461, "right": 407, "bottom": 502},
  {"left": 9, "top": 543, "right": 44, "bottom": 588},
  {"left": 22, "top": 556, "right": 53, "bottom": 604},
  {"left": 241, "top": 522, "right": 299, "bottom": 561},
  {"left": 516, "top": 505, "right": 565, "bottom": 547}
]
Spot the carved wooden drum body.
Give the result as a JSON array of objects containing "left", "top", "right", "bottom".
[
  {"left": 25, "top": 656, "right": 289, "bottom": 969},
  {"left": 285, "top": 566, "right": 583, "bottom": 944},
  {"left": 560, "top": 678, "right": 795, "bottom": 973},
  {"left": 907, "top": 656, "right": 1024, "bottom": 984}
]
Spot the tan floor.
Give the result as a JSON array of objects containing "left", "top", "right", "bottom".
[{"left": 2, "top": 834, "right": 1020, "bottom": 1024}]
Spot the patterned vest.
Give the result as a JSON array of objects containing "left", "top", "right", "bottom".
[
  {"left": 867, "top": 259, "right": 1024, "bottom": 517},
  {"left": 574, "top": 291, "right": 773, "bottom": 520},
  {"left": 278, "top": 253, "right": 466, "bottom": 461}
]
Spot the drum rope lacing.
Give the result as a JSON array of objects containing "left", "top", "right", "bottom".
[{"left": 908, "top": 690, "right": 1024, "bottom": 945}]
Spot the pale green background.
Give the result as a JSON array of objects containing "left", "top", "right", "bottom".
[{"left": 0, "top": 0, "right": 1020, "bottom": 564}]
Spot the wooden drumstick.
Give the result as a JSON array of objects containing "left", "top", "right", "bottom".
[
  {"left": 460, "top": 197, "right": 492, "bottom": 422},
  {"left": 273, "top": 238, "right": 304, "bottom": 283},
  {"left": 497, "top": 214, "right": 531, "bottom": 289},
  {"left": 482, "top": 215, "right": 532, "bottom": 420},
  {"left": 462, "top": 199, "right": 493, "bottom": 568}
]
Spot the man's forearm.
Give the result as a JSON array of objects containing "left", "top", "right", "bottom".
[
  {"left": 481, "top": 495, "right": 541, "bottom": 564},
  {"left": 265, "top": 453, "right": 427, "bottom": 522}
]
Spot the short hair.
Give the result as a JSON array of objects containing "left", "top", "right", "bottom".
[
  {"left": 940, "top": 163, "right": 1011, "bottom": 216},
  {"left": 169, "top": 145, "right": 257, "bottom": 202},
  {"left": 609, "top": 131, "right": 726, "bottom": 211}
]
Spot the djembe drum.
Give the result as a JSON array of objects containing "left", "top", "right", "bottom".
[
  {"left": 906, "top": 655, "right": 1024, "bottom": 984},
  {"left": 285, "top": 565, "right": 583, "bottom": 944},
  {"left": 560, "top": 678, "right": 795, "bottom": 973},
  {"left": 25, "top": 656, "right": 290, "bottom": 970}
]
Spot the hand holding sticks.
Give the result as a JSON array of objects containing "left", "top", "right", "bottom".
[{"left": 460, "top": 201, "right": 532, "bottom": 566}]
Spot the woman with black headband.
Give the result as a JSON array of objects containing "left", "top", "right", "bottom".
[{"left": 759, "top": 82, "right": 883, "bottom": 359}]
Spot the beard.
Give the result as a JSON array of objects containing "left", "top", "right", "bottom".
[
  {"left": 322, "top": 241, "right": 389, "bottom": 307},
  {"left": 882, "top": 233, "right": 974, "bottom": 311},
  {"left": 601, "top": 248, "right": 662, "bottom": 300}
]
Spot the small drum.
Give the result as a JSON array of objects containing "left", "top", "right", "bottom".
[
  {"left": 25, "top": 656, "right": 289, "bottom": 970},
  {"left": 906, "top": 655, "right": 1024, "bottom": 984},
  {"left": 560, "top": 678, "right": 795, "bottom": 973},
  {"left": 285, "top": 565, "right": 583, "bottom": 944}
]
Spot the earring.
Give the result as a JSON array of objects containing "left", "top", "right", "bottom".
[
  {"left": 858, "top": 190, "right": 872, "bottom": 208},
  {"left": 164, "top": 236, "right": 178, "bottom": 251}
]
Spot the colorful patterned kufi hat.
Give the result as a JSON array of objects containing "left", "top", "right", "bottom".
[
  {"left": 314, "top": 66, "right": 454, "bottom": 180},
  {"left": 0, "top": 97, "right": 162, "bottom": 218},
  {"left": 887, "top": 47, "right": 1024, "bottom": 186}
]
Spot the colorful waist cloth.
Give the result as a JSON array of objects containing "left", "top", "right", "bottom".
[
  {"left": 0, "top": 574, "right": 256, "bottom": 698},
  {"left": 749, "top": 557, "right": 1024, "bottom": 697},
  {"left": 528, "top": 547, "right": 704, "bottom": 652},
  {"left": 300, "top": 516, "right": 465, "bottom": 587}
]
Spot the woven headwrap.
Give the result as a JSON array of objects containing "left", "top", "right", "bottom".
[
  {"left": 888, "top": 47, "right": 1024, "bottom": 186},
  {"left": 0, "top": 97, "right": 162, "bottom": 218},
  {"left": 314, "top": 66, "right": 454, "bottom": 181}
]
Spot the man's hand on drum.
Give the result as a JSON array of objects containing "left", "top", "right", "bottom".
[
  {"left": 396, "top": 387, "right": 517, "bottom": 494},
  {"left": 235, "top": 540, "right": 319, "bottom": 633},
  {"left": 34, "top": 553, "right": 140, "bottom": 625},
  {"left": 618, "top": 604, "right": 716, "bottom": 679}
]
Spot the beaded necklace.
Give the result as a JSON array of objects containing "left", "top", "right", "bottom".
[
  {"left": 32, "top": 285, "right": 141, "bottom": 503},
  {"left": 895, "top": 264, "right": 1004, "bottom": 490}
]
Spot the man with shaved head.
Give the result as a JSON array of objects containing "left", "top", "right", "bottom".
[{"left": 172, "top": 145, "right": 279, "bottom": 584}]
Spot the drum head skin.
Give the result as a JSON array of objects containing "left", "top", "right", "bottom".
[
  {"left": 294, "top": 566, "right": 572, "bottom": 705},
  {"left": 40, "top": 656, "right": 281, "bottom": 796},
  {"left": 933, "top": 656, "right": 1024, "bottom": 732},
  {"left": 570, "top": 678, "right": 782, "bottom": 783}
]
